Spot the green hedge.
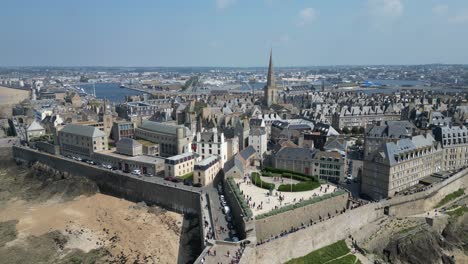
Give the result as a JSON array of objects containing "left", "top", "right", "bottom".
[
  {"left": 226, "top": 177, "right": 253, "bottom": 219},
  {"left": 278, "top": 181, "right": 321, "bottom": 192},
  {"left": 286, "top": 240, "right": 350, "bottom": 264},
  {"left": 264, "top": 167, "right": 318, "bottom": 181},
  {"left": 251, "top": 172, "right": 275, "bottom": 190},
  {"left": 256, "top": 190, "right": 346, "bottom": 220},
  {"left": 281, "top": 173, "right": 315, "bottom": 182}
]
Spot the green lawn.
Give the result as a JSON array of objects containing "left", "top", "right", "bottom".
[
  {"left": 436, "top": 188, "right": 465, "bottom": 208},
  {"left": 286, "top": 240, "right": 351, "bottom": 264}
]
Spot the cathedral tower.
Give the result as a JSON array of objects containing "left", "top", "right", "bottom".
[{"left": 264, "top": 49, "right": 277, "bottom": 107}]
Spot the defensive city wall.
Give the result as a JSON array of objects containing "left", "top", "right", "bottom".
[
  {"left": 12, "top": 145, "right": 208, "bottom": 259},
  {"left": 12, "top": 145, "right": 468, "bottom": 264},
  {"left": 252, "top": 167, "right": 468, "bottom": 264},
  {"left": 254, "top": 191, "right": 349, "bottom": 243}
]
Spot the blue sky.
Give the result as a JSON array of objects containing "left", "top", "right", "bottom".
[{"left": 1, "top": 0, "right": 468, "bottom": 67}]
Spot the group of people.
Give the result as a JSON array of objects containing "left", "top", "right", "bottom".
[{"left": 202, "top": 242, "right": 247, "bottom": 264}]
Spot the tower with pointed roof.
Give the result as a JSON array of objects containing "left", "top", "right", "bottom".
[{"left": 264, "top": 49, "right": 278, "bottom": 108}]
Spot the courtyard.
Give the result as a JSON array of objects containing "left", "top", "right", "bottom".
[{"left": 234, "top": 169, "right": 338, "bottom": 217}]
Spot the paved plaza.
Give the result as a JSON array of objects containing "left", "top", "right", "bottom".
[{"left": 234, "top": 175, "right": 337, "bottom": 216}]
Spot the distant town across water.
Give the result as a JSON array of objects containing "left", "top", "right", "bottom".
[{"left": 80, "top": 80, "right": 465, "bottom": 103}]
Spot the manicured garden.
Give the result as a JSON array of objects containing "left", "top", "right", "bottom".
[
  {"left": 260, "top": 167, "right": 321, "bottom": 192},
  {"left": 286, "top": 240, "right": 361, "bottom": 264},
  {"left": 251, "top": 172, "right": 275, "bottom": 190}
]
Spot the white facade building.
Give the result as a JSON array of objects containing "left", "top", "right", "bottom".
[
  {"left": 194, "top": 128, "right": 227, "bottom": 167},
  {"left": 249, "top": 128, "right": 267, "bottom": 159}
]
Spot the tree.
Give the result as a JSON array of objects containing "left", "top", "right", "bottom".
[
  {"left": 351, "top": 127, "right": 359, "bottom": 134},
  {"left": 358, "top": 127, "right": 365, "bottom": 134},
  {"left": 342, "top": 127, "right": 350, "bottom": 134},
  {"left": 355, "top": 139, "right": 363, "bottom": 146}
]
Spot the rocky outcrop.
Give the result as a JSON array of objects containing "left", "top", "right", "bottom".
[{"left": 383, "top": 227, "right": 453, "bottom": 264}]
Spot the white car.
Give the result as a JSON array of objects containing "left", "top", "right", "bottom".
[{"left": 131, "top": 170, "right": 141, "bottom": 176}]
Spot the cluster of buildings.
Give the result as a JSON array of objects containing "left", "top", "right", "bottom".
[{"left": 4, "top": 51, "right": 468, "bottom": 202}]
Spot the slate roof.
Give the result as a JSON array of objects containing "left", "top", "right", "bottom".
[
  {"left": 27, "top": 120, "right": 45, "bottom": 131},
  {"left": 379, "top": 134, "right": 437, "bottom": 166},
  {"left": 275, "top": 147, "right": 317, "bottom": 161},
  {"left": 139, "top": 120, "right": 192, "bottom": 137},
  {"left": 116, "top": 138, "right": 142, "bottom": 148},
  {"left": 239, "top": 145, "right": 256, "bottom": 161},
  {"left": 60, "top": 124, "right": 106, "bottom": 138}
]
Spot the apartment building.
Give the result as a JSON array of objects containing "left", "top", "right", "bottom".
[
  {"left": 135, "top": 120, "right": 193, "bottom": 157},
  {"left": 433, "top": 125, "right": 468, "bottom": 171},
  {"left": 164, "top": 152, "right": 198, "bottom": 178},
  {"left": 332, "top": 105, "right": 401, "bottom": 130},
  {"left": 193, "top": 156, "right": 221, "bottom": 186},
  {"left": 361, "top": 134, "right": 443, "bottom": 200},
  {"left": 194, "top": 128, "right": 227, "bottom": 167},
  {"left": 58, "top": 124, "right": 108, "bottom": 159},
  {"left": 249, "top": 128, "right": 267, "bottom": 159},
  {"left": 273, "top": 147, "right": 347, "bottom": 183}
]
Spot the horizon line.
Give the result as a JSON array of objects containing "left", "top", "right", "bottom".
[{"left": 0, "top": 63, "right": 466, "bottom": 69}]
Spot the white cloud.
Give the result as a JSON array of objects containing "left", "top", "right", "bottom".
[
  {"left": 432, "top": 4, "right": 449, "bottom": 16},
  {"left": 368, "top": 0, "right": 403, "bottom": 30},
  {"left": 297, "top": 7, "right": 317, "bottom": 26},
  {"left": 368, "top": 0, "right": 403, "bottom": 18},
  {"left": 215, "top": 0, "right": 235, "bottom": 10}
]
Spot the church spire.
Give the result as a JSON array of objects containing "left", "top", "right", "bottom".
[
  {"left": 264, "top": 49, "right": 277, "bottom": 108},
  {"left": 267, "top": 49, "right": 275, "bottom": 87}
]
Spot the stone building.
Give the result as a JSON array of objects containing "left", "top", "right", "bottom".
[
  {"left": 111, "top": 120, "right": 135, "bottom": 141},
  {"left": 58, "top": 124, "right": 108, "bottom": 159},
  {"left": 26, "top": 120, "right": 46, "bottom": 142},
  {"left": 116, "top": 138, "right": 143, "bottom": 156},
  {"left": 193, "top": 156, "right": 221, "bottom": 186},
  {"left": 164, "top": 152, "right": 198, "bottom": 178},
  {"left": 332, "top": 105, "right": 401, "bottom": 130},
  {"left": 361, "top": 134, "right": 443, "bottom": 200},
  {"left": 273, "top": 147, "right": 347, "bottom": 183},
  {"left": 134, "top": 120, "right": 193, "bottom": 157},
  {"left": 249, "top": 128, "right": 267, "bottom": 159},
  {"left": 433, "top": 125, "right": 468, "bottom": 171},
  {"left": 364, "top": 120, "right": 417, "bottom": 158},
  {"left": 194, "top": 128, "right": 227, "bottom": 166}
]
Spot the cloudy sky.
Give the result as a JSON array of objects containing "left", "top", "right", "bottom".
[{"left": 1, "top": 0, "right": 468, "bottom": 66}]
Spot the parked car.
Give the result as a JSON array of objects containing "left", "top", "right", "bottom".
[
  {"left": 171, "top": 177, "right": 180, "bottom": 183},
  {"left": 193, "top": 183, "right": 202, "bottom": 187},
  {"left": 131, "top": 169, "right": 141, "bottom": 175},
  {"left": 222, "top": 206, "right": 230, "bottom": 215},
  {"left": 231, "top": 236, "right": 239, "bottom": 242},
  {"left": 164, "top": 176, "right": 174, "bottom": 181},
  {"left": 183, "top": 179, "right": 193, "bottom": 186},
  {"left": 225, "top": 215, "right": 233, "bottom": 223}
]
